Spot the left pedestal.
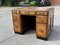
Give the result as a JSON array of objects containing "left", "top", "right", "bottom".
[{"left": 12, "top": 10, "right": 23, "bottom": 34}]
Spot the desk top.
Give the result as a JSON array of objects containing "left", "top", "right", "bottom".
[{"left": 13, "top": 7, "right": 54, "bottom": 11}]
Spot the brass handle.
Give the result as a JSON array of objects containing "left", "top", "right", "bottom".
[
  {"left": 14, "top": 16, "right": 18, "bottom": 19},
  {"left": 39, "top": 19, "right": 44, "bottom": 23},
  {"left": 39, "top": 29, "right": 44, "bottom": 33},
  {"left": 16, "top": 25, "right": 18, "bottom": 28}
]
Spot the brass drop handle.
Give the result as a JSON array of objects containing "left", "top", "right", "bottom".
[
  {"left": 16, "top": 25, "right": 18, "bottom": 28},
  {"left": 39, "top": 19, "right": 44, "bottom": 23},
  {"left": 14, "top": 16, "right": 18, "bottom": 19},
  {"left": 39, "top": 29, "right": 44, "bottom": 33}
]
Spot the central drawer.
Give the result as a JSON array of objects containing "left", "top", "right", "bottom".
[
  {"left": 20, "top": 11, "right": 28, "bottom": 15},
  {"left": 28, "top": 11, "right": 35, "bottom": 15}
]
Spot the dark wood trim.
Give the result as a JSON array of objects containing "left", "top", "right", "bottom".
[
  {"left": 15, "top": 32, "right": 25, "bottom": 35},
  {"left": 37, "top": 36, "right": 48, "bottom": 41},
  {"left": 15, "top": 29, "right": 27, "bottom": 35},
  {"left": 46, "top": 11, "right": 49, "bottom": 38}
]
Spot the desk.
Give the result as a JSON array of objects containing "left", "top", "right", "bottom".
[{"left": 12, "top": 7, "right": 54, "bottom": 40}]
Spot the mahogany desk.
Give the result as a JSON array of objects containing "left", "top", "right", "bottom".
[{"left": 12, "top": 7, "right": 54, "bottom": 40}]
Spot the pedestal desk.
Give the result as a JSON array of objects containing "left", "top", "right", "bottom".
[{"left": 12, "top": 7, "right": 54, "bottom": 40}]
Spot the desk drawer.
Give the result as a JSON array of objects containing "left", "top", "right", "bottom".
[
  {"left": 13, "top": 21, "right": 21, "bottom": 32},
  {"left": 29, "top": 11, "right": 35, "bottom": 15},
  {"left": 12, "top": 10, "right": 19, "bottom": 14},
  {"left": 20, "top": 11, "right": 28, "bottom": 15},
  {"left": 36, "top": 16, "right": 48, "bottom": 24},
  {"left": 36, "top": 24, "right": 47, "bottom": 37},
  {"left": 36, "top": 11, "right": 48, "bottom": 16},
  {"left": 12, "top": 14, "right": 20, "bottom": 21},
  {"left": 43, "top": 12, "right": 48, "bottom": 16}
]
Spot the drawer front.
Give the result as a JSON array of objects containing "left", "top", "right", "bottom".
[
  {"left": 36, "top": 16, "right": 48, "bottom": 24},
  {"left": 29, "top": 11, "right": 35, "bottom": 15},
  {"left": 12, "top": 10, "right": 19, "bottom": 14},
  {"left": 12, "top": 14, "right": 20, "bottom": 21},
  {"left": 36, "top": 11, "right": 48, "bottom": 16},
  {"left": 36, "top": 11, "right": 43, "bottom": 15},
  {"left": 13, "top": 21, "right": 21, "bottom": 32},
  {"left": 20, "top": 11, "right": 28, "bottom": 15},
  {"left": 43, "top": 12, "right": 48, "bottom": 16},
  {"left": 36, "top": 24, "right": 47, "bottom": 37}
]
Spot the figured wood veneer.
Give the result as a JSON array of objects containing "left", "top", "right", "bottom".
[{"left": 12, "top": 7, "right": 54, "bottom": 40}]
